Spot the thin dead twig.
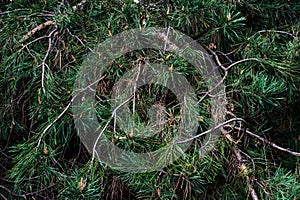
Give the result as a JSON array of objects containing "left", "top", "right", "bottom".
[
  {"left": 66, "top": 28, "right": 95, "bottom": 53},
  {"left": 37, "top": 96, "right": 73, "bottom": 148},
  {"left": 258, "top": 30, "right": 298, "bottom": 40},
  {"left": 20, "top": 35, "right": 51, "bottom": 51},
  {"left": 38, "top": 29, "right": 57, "bottom": 94},
  {"left": 226, "top": 58, "right": 260, "bottom": 71},
  {"left": 235, "top": 127, "right": 300, "bottom": 157},
  {"left": 17, "top": 0, "right": 87, "bottom": 43},
  {"left": 0, "top": 193, "right": 7, "bottom": 200},
  {"left": 86, "top": 94, "right": 135, "bottom": 189},
  {"left": 202, "top": 44, "right": 227, "bottom": 71},
  {"left": 175, "top": 118, "right": 245, "bottom": 144},
  {"left": 203, "top": 44, "right": 261, "bottom": 72}
]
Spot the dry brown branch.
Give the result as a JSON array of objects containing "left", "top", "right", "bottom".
[
  {"left": 235, "top": 127, "right": 300, "bottom": 157},
  {"left": 19, "top": 20, "right": 55, "bottom": 43}
]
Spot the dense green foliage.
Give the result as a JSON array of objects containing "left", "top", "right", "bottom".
[{"left": 0, "top": 0, "right": 299, "bottom": 199}]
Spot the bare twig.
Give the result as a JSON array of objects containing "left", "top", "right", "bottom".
[
  {"left": 204, "top": 43, "right": 260, "bottom": 72},
  {"left": 197, "top": 70, "right": 228, "bottom": 104},
  {"left": 66, "top": 28, "right": 95, "bottom": 53},
  {"left": 19, "top": 183, "right": 56, "bottom": 197},
  {"left": 0, "top": 9, "right": 29, "bottom": 15},
  {"left": 225, "top": 58, "right": 260, "bottom": 71},
  {"left": 20, "top": 35, "right": 51, "bottom": 51},
  {"left": 235, "top": 127, "right": 300, "bottom": 157},
  {"left": 24, "top": 45, "right": 36, "bottom": 60},
  {"left": 163, "top": 26, "right": 171, "bottom": 52},
  {"left": 258, "top": 30, "right": 298, "bottom": 40},
  {"left": 0, "top": 193, "right": 7, "bottom": 200},
  {"left": 216, "top": 45, "right": 241, "bottom": 56},
  {"left": 157, "top": 28, "right": 179, "bottom": 52},
  {"left": 85, "top": 94, "right": 135, "bottom": 188},
  {"left": 175, "top": 118, "right": 245, "bottom": 144},
  {"left": 202, "top": 44, "right": 227, "bottom": 71},
  {"left": 19, "top": 12, "right": 55, "bottom": 18},
  {"left": 132, "top": 64, "right": 142, "bottom": 114},
  {"left": 215, "top": 50, "right": 233, "bottom": 66}
]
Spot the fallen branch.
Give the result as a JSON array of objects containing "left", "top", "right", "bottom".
[{"left": 235, "top": 127, "right": 300, "bottom": 157}]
